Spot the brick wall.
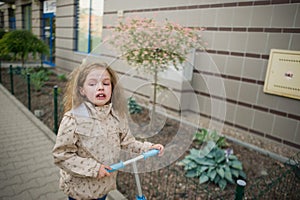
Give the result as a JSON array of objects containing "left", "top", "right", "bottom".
[{"left": 102, "top": 0, "right": 300, "bottom": 150}]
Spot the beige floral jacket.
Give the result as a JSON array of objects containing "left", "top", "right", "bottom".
[{"left": 52, "top": 102, "right": 153, "bottom": 199}]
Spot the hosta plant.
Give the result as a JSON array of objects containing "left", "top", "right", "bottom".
[
  {"left": 128, "top": 97, "right": 142, "bottom": 114},
  {"left": 178, "top": 141, "right": 246, "bottom": 190},
  {"left": 194, "top": 128, "right": 228, "bottom": 148}
]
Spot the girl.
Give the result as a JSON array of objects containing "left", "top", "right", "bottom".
[{"left": 52, "top": 62, "right": 164, "bottom": 200}]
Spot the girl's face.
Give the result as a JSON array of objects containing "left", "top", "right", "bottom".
[{"left": 80, "top": 68, "right": 112, "bottom": 107}]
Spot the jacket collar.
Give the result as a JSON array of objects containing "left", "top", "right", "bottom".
[
  {"left": 84, "top": 101, "right": 112, "bottom": 119},
  {"left": 71, "top": 101, "right": 120, "bottom": 121}
]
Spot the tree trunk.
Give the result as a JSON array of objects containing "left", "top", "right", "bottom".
[{"left": 150, "top": 66, "right": 158, "bottom": 129}]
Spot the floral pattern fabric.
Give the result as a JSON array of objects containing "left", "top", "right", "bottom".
[{"left": 53, "top": 102, "right": 152, "bottom": 199}]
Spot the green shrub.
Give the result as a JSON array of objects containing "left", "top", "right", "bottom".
[
  {"left": 0, "top": 29, "right": 7, "bottom": 39},
  {"left": 0, "top": 30, "right": 49, "bottom": 66},
  {"left": 194, "top": 128, "right": 228, "bottom": 148},
  {"left": 178, "top": 141, "right": 246, "bottom": 190},
  {"left": 0, "top": 30, "right": 12, "bottom": 60},
  {"left": 31, "top": 70, "right": 50, "bottom": 91},
  {"left": 21, "top": 67, "right": 50, "bottom": 91},
  {"left": 128, "top": 97, "right": 142, "bottom": 114},
  {"left": 57, "top": 73, "right": 67, "bottom": 82}
]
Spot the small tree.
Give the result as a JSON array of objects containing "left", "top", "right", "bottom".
[
  {"left": 109, "top": 18, "right": 206, "bottom": 126},
  {"left": 0, "top": 30, "right": 49, "bottom": 67}
]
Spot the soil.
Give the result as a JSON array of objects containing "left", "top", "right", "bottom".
[{"left": 1, "top": 66, "right": 299, "bottom": 200}]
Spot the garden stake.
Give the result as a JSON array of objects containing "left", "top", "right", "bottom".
[
  {"left": 235, "top": 179, "right": 246, "bottom": 200},
  {"left": 107, "top": 149, "right": 160, "bottom": 200}
]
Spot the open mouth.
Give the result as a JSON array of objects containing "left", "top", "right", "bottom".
[{"left": 96, "top": 93, "right": 106, "bottom": 99}]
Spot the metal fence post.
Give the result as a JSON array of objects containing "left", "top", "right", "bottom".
[
  {"left": 0, "top": 60, "right": 2, "bottom": 84},
  {"left": 235, "top": 179, "right": 246, "bottom": 200},
  {"left": 53, "top": 85, "right": 58, "bottom": 134},
  {"left": 9, "top": 65, "right": 14, "bottom": 95},
  {"left": 27, "top": 73, "right": 31, "bottom": 111}
]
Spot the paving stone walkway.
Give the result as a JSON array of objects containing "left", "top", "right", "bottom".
[{"left": 0, "top": 84, "right": 65, "bottom": 200}]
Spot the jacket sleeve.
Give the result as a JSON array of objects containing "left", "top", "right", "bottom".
[
  {"left": 52, "top": 115, "right": 101, "bottom": 178},
  {"left": 119, "top": 118, "right": 153, "bottom": 154}
]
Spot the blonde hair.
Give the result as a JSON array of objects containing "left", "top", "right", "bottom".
[{"left": 63, "top": 62, "right": 127, "bottom": 117}]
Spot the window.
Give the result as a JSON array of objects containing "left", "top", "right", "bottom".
[
  {"left": 22, "top": 4, "right": 32, "bottom": 30},
  {"left": 8, "top": 8, "right": 16, "bottom": 30},
  {"left": 0, "top": 11, "right": 4, "bottom": 29},
  {"left": 76, "top": 0, "right": 104, "bottom": 53}
]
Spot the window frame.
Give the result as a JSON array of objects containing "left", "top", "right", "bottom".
[
  {"left": 75, "top": 0, "right": 104, "bottom": 54},
  {"left": 8, "top": 8, "right": 16, "bottom": 30},
  {"left": 22, "top": 3, "right": 32, "bottom": 31},
  {"left": 0, "top": 11, "right": 4, "bottom": 29}
]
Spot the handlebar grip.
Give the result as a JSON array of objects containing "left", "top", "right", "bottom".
[
  {"left": 107, "top": 162, "right": 124, "bottom": 173},
  {"left": 143, "top": 149, "right": 160, "bottom": 160}
]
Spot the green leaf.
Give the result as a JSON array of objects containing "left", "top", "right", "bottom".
[
  {"left": 207, "top": 166, "right": 216, "bottom": 175},
  {"left": 186, "top": 169, "right": 198, "bottom": 178},
  {"left": 218, "top": 179, "right": 227, "bottom": 190},
  {"left": 231, "top": 160, "right": 243, "bottom": 170},
  {"left": 206, "top": 140, "right": 216, "bottom": 150},
  {"left": 177, "top": 158, "right": 190, "bottom": 166},
  {"left": 216, "top": 136, "right": 227, "bottom": 147},
  {"left": 190, "top": 148, "right": 200, "bottom": 156},
  {"left": 210, "top": 130, "right": 218, "bottom": 139},
  {"left": 231, "top": 169, "right": 239, "bottom": 178},
  {"left": 208, "top": 170, "right": 217, "bottom": 181},
  {"left": 205, "top": 152, "right": 214, "bottom": 159},
  {"left": 224, "top": 170, "right": 234, "bottom": 183},
  {"left": 228, "top": 155, "right": 238, "bottom": 161},
  {"left": 215, "top": 149, "right": 225, "bottom": 163},
  {"left": 214, "top": 174, "right": 220, "bottom": 184},
  {"left": 198, "top": 166, "right": 209, "bottom": 173},
  {"left": 193, "top": 131, "right": 206, "bottom": 143},
  {"left": 202, "top": 129, "right": 208, "bottom": 135},
  {"left": 199, "top": 174, "right": 209, "bottom": 184},
  {"left": 184, "top": 161, "right": 197, "bottom": 170},
  {"left": 224, "top": 165, "right": 231, "bottom": 173},
  {"left": 216, "top": 167, "right": 225, "bottom": 178},
  {"left": 193, "top": 157, "right": 215, "bottom": 166},
  {"left": 239, "top": 171, "right": 247, "bottom": 179}
]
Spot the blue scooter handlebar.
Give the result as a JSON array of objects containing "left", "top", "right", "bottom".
[
  {"left": 142, "top": 149, "right": 160, "bottom": 159},
  {"left": 107, "top": 149, "right": 160, "bottom": 173},
  {"left": 107, "top": 162, "right": 125, "bottom": 173}
]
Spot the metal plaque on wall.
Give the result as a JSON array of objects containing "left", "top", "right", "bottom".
[{"left": 264, "top": 49, "right": 300, "bottom": 100}]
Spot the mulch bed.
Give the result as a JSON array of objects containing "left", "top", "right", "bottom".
[{"left": 1, "top": 67, "right": 299, "bottom": 200}]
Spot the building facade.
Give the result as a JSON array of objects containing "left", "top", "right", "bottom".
[{"left": 0, "top": 0, "right": 300, "bottom": 152}]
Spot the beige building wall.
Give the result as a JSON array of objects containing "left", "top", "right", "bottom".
[
  {"left": 14, "top": 0, "right": 31, "bottom": 30},
  {"left": 31, "top": 1, "right": 43, "bottom": 37},
  {"left": 3, "top": 0, "right": 41, "bottom": 35},
  {"left": 55, "top": 0, "right": 82, "bottom": 71},
  {"left": 3, "top": 0, "right": 297, "bottom": 150},
  {"left": 100, "top": 0, "right": 300, "bottom": 150},
  {"left": 1, "top": 4, "right": 9, "bottom": 30}
]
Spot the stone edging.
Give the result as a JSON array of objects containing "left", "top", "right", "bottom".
[{"left": 0, "top": 84, "right": 57, "bottom": 143}]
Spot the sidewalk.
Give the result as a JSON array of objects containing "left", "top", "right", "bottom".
[
  {"left": 0, "top": 84, "right": 127, "bottom": 200},
  {"left": 0, "top": 84, "right": 65, "bottom": 200}
]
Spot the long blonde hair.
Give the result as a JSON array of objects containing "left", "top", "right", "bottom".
[{"left": 63, "top": 62, "right": 127, "bottom": 117}]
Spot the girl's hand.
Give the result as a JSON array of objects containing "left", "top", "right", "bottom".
[
  {"left": 97, "top": 164, "right": 112, "bottom": 179},
  {"left": 151, "top": 144, "right": 164, "bottom": 156}
]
